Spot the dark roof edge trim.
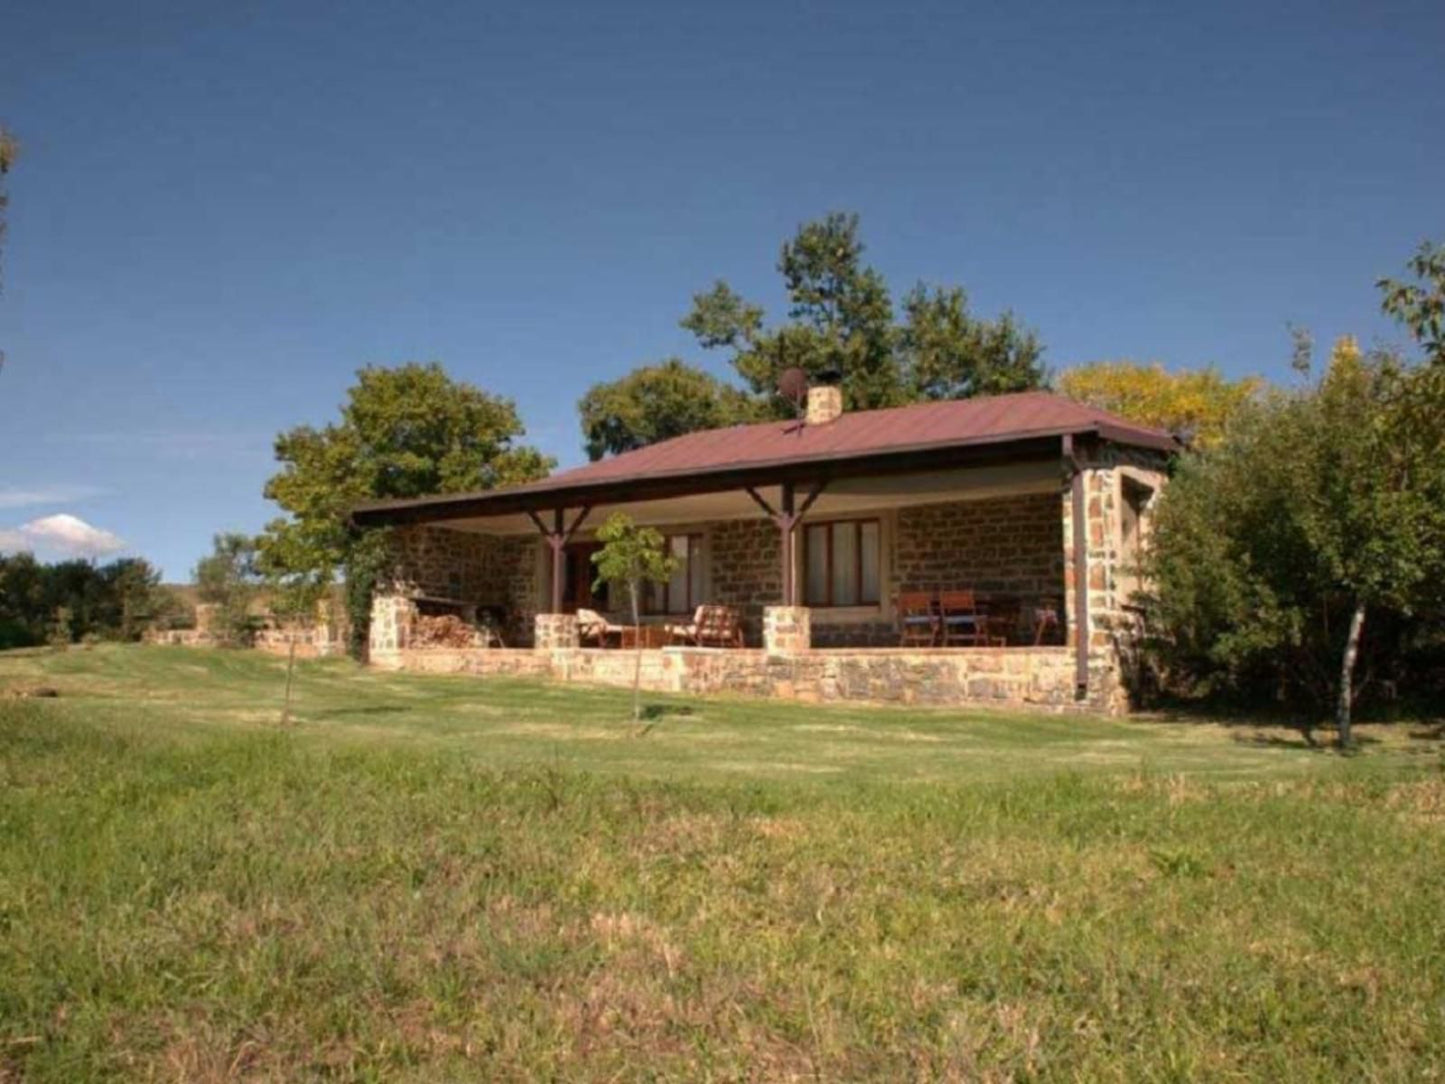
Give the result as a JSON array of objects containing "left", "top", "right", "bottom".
[{"left": 352, "top": 423, "right": 1176, "bottom": 527}]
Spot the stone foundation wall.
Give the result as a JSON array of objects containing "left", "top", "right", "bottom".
[
  {"left": 763, "top": 606, "right": 810, "bottom": 655},
  {"left": 390, "top": 645, "right": 1093, "bottom": 712},
  {"left": 384, "top": 526, "right": 540, "bottom": 647}
]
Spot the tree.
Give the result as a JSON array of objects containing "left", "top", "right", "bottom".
[
  {"left": 578, "top": 358, "right": 761, "bottom": 461},
  {"left": 584, "top": 213, "right": 1045, "bottom": 456},
  {"left": 95, "top": 558, "right": 165, "bottom": 640},
  {"left": 0, "top": 125, "right": 15, "bottom": 293},
  {"left": 1057, "top": 362, "right": 1261, "bottom": 449},
  {"left": 684, "top": 213, "right": 1045, "bottom": 413},
  {"left": 260, "top": 362, "right": 554, "bottom": 656},
  {"left": 590, "top": 514, "right": 679, "bottom": 723},
  {"left": 0, "top": 553, "right": 166, "bottom": 646},
  {"left": 900, "top": 285, "right": 1044, "bottom": 400},
  {"left": 1378, "top": 239, "right": 1445, "bottom": 366},
  {"left": 261, "top": 562, "right": 330, "bottom": 726},
  {"left": 194, "top": 533, "right": 262, "bottom": 645},
  {"left": 1143, "top": 337, "right": 1445, "bottom": 744}
]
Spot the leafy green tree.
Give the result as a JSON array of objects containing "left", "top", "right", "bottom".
[
  {"left": 260, "top": 363, "right": 554, "bottom": 656},
  {"left": 901, "top": 285, "right": 1044, "bottom": 400},
  {"left": 1144, "top": 338, "right": 1445, "bottom": 744},
  {"left": 0, "top": 553, "right": 165, "bottom": 645},
  {"left": 96, "top": 558, "right": 165, "bottom": 640},
  {"left": 1378, "top": 239, "right": 1445, "bottom": 366},
  {"left": 682, "top": 212, "right": 1044, "bottom": 416},
  {"left": 578, "top": 358, "right": 761, "bottom": 461},
  {"left": 194, "top": 533, "right": 263, "bottom": 646},
  {"left": 579, "top": 213, "right": 1044, "bottom": 456},
  {"left": 0, "top": 553, "right": 44, "bottom": 647},
  {"left": 590, "top": 514, "right": 679, "bottom": 723},
  {"left": 46, "top": 606, "right": 74, "bottom": 650},
  {"left": 1057, "top": 361, "right": 1261, "bottom": 448},
  {"left": 261, "top": 559, "right": 330, "bottom": 726},
  {"left": 0, "top": 125, "right": 15, "bottom": 298}
]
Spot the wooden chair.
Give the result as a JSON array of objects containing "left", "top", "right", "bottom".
[
  {"left": 667, "top": 605, "right": 744, "bottom": 648},
  {"left": 898, "top": 591, "right": 939, "bottom": 647},
  {"left": 576, "top": 608, "right": 623, "bottom": 647},
  {"left": 938, "top": 590, "right": 989, "bottom": 647},
  {"left": 1030, "top": 601, "right": 1062, "bottom": 646}
]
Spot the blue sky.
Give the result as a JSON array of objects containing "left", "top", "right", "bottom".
[{"left": 1, "top": 0, "right": 1441, "bottom": 579}]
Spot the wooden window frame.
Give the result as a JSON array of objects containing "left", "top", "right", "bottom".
[
  {"left": 803, "top": 518, "right": 881, "bottom": 609},
  {"left": 643, "top": 533, "right": 704, "bottom": 616}
]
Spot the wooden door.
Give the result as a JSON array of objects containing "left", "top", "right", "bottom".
[{"left": 561, "top": 543, "right": 608, "bottom": 612}]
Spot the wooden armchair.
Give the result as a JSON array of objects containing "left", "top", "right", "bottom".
[
  {"left": 667, "top": 605, "right": 744, "bottom": 648},
  {"left": 938, "top": 590, "right": 989, "bottom": 647},
  {"left": 898, "top": 591, "right": 939, "bottom": 647},
  {"left": 576, "top": 608, "right": 623, "bottom": 647}
]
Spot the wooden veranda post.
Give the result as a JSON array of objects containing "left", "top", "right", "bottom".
[
  {"left": 525, "top": 505, "right": 592, "bottom": 612},
  {"left": 745, "top": 481, "right": 826, "bottom": 607}
]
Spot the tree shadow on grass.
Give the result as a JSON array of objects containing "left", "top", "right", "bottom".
[
  {"left": 640, "top": 704, "right": 697, "bottom": 722},
  {"left": 310, "top": 705, "right": 411, "bottom": 720},
  {"left": 1228, "top": 730, "right": 1381, "bottom": 753}
]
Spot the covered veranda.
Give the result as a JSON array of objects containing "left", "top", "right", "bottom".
[{"left": 351, "top": 392, "right": 1174, "bottom": 713}]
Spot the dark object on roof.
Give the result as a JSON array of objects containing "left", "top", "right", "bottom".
[
  {"left": 777, "top": 367, "right": 810, "bottom": 410},
  {"left": 353, "top": 391, "right": 1176, "bottom": 525}
]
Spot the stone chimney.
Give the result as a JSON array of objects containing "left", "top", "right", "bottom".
[{"left": 806, "top": 384, "right": 843, "bottom": 425}]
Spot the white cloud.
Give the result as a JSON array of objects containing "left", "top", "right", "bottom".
[
  {"left": 0, "top": 514, "right": 127, "bottom": 559},
  {"left": 0, "top": 484, "right": 108, "bottom": 510}
]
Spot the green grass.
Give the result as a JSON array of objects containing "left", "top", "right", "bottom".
[{"left": 1, "top": 646, "right": 1442, "bottom": 1080}]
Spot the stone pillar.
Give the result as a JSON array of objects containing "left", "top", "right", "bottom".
[
  {"left": 534, "top": 613, "right": 579, "bottom": 652},
  {"left": 1063, "top": 459, "right": 1126, "bottom": 713},
  {"left": 763, "top": 606, "right": 811, "bottom": 655},
  {"left": 368, "top": 594, "right": 417, "bottom": 670}
]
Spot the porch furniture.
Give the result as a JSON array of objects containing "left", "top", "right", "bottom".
[
  {"left": 938, "top": 590, "right": 989, "bottom": 647},
  {"left": 619, "top": 623, "right": 672, "bottom": 650},
  {"left": 477, "top": 605, "right": 509, "bottom": 648},
  {"left": 666, "top": 605, "right": 745, "bottom": 648},
  {"left": 980, "top": 594, "right": 1021, "bottom": 647},
  {"left": 1030, "top": 601, "right": 1062, "bottom": 646},
  {"left": 576, "top": 608, "right": 624, "bottom": 647},
  {"left": 898, "top": 591, "right": 939, "bottom": 647}
]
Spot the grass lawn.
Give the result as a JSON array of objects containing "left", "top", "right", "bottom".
[{"left": 1, "top": 646, "right": 1442, "bottom": 1080}]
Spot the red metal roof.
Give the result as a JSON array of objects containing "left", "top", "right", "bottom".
[
  {"left": 549, "top": 390, "right": 1174, "bottom": 486},
  {"left": 353, "top": 391, "right": 1175, "bottom": 524}
]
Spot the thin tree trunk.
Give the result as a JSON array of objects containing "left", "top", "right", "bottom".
[
  {"left": 1336, "top": 599, "right": 1366, "bottom": 749},
  {"left": 629, "top": 582, "right": 641, "bottom": 722},
  {"left": 282, "top": 637, "right": 297, "bottom": 726}
]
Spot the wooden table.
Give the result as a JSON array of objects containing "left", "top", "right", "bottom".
[{"left": 617, "top": 624, "right": 670, "bottom": 649}]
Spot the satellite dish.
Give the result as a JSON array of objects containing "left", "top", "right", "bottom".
[{"left": 778, "top": 367, "right": 810, "bottom": 413}]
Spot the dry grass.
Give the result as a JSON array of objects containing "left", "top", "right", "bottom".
[{"left": 0, "top": 646, "right": 1441, "bottom": 1080}]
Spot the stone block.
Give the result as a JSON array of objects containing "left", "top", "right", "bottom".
[{"left": 534, "top": 613, "right": 579, "bottom": 651}]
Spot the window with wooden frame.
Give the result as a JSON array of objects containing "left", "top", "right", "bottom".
[
  {"left": 642, "top": 534, "right": 705, "bottom": 615},
  {"left": 803, "top": 519, "right": 881, "bottom": 607}
]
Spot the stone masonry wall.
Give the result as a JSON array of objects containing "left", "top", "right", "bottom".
[
  {"left": 385, "top": 526, "right": 540, "bottom": 647},
  {"left": 894, "top": 493, "right": 1064, "bottom": 603},
  {"left": 708, "top": 518, "right": 780, "bottom": 646},
  {"left": 811, "top": 493, "right": 1066, "bottom": 648},
  {"left": 1062, "top": 446, "right": 1170, "bottom": 713},
  {"left": 391, "top": 645, "right": 1093, "bottom": 712}
]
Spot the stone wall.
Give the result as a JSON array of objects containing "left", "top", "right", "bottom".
[
  {"left": 1062, "top": 446, "right": 1170, "bottom": 714},
  {"left": 390, "top": 644, "right": 1090, "bottom": 712},
  {"left": 384, "top": 526, "right": 540, "bottom": 647},
  {"left": 708, "top": 518, "right": 781, "bottom": 646},
  {"left": 894, "top": 493, "right": 1063, "bottom": 600}
]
